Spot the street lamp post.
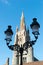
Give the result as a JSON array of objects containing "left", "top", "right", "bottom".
[{"left": 4, "top": 18, "right": 40, "bottom": 65}]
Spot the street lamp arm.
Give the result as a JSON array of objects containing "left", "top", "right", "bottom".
[
  {"left": 7, "top": 43, "right": 20, "bottom": 52},
  {"left": 31, "top": 34, "right": 38, "bottom": 45},
  {"left": 23, "top": 39, "right": 37, "bottom": 50},
  {"left": 7, "top": 44, "right": 14, "bottom": 50},
  {"left": 31, "top": 39, "right": 37, "bottom": 45}
]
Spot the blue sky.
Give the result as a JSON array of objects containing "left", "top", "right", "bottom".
[{"left": 0, "top": 0, "right": 43, "bottom": 65}]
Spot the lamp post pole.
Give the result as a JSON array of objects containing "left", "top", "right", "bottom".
[
  {"left": 4, "top": 18, "right": 40, "bottom": 65},
  {"left": 20, "top": 45, "right": 23, "bottom": 65}
]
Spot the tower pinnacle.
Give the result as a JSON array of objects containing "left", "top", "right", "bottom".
[
  {"left": 4, "top": 58, "right": 9, "bottom": 65},
  {"left": 21, "top": 11, "right": 24, "bottom": 20},
  {"left": 20, "top": 12, "right": 26, "bottom": 30}
]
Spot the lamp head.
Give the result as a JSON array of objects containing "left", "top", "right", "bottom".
[
  {"left": 4, "top": 25, "right": 13, "bottom": 44},
  {"left": 30, "top": 18, "right": 40, "bottom": 39}
]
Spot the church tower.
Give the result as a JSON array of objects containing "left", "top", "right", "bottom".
[{"left": 12, "top": 12, "right": 34, "bottom": 65}]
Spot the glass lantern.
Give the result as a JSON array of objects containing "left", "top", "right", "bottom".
[
  {"left": 30, "top": 18, "right": 40, "bottom": 38},
  {"left": 4, "top": 25, "right": 13, "bottom": 44}
]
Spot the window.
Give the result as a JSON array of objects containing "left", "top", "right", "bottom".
[{"left": 23, "top": 57, "right": 26, "bottom": 63}]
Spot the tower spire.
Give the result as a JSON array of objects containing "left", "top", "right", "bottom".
[
  {"left": 21, "top": 11, "right": 24, "bottom": 20},
  {"left": 20, "top": 11, "right": 26, "bottom": 30},
  {"left": 4, "top": 58, "right": 9, "bottom": 65}
]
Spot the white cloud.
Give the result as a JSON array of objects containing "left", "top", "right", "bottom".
[{"left": 0, "top": 0, "right": 9, "bottom": 5}]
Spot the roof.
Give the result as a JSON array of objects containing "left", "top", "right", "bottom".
[
  {"left": 34, "top": 57, "right": 39, "bottom": 61},
  {"left": 23, "top": 61, "right": 43, "bottom": 65}
]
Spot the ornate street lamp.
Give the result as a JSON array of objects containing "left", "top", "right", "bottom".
[
  {"left": 30, "top": 18, "right": 40, "bottom": 39},
  {"left": 4, "top": 18, "right": 40, "bottom": 65}
]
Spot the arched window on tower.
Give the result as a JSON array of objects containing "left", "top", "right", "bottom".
[{"left": 23, "top": 57, "right": 27, "bottom": 63}]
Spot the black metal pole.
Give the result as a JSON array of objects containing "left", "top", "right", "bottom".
[
  {"left": 20, "top": 46, "right": 23, "bottom": 65},
  {"left": 20, "top": 52, "right": 23, "bottom": 65}
]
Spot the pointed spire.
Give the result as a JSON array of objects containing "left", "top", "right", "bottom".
[
  {"left": 6, "top": 58, "right": 9, "bottom": 65},
  {"left": 20, "top": 11, "right": 26, "bottom": 30},
  {"left": 16, "top": 26, "right": 18, "bottom": 32},
  {"left": 5, "top": 58, "right": 9, "bottom": 65},
  {"left": 21, "top": 11, "right": 24, "bottom": 21}
]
